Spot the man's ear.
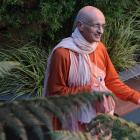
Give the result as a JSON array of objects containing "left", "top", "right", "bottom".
[{"left": 77, "top": 21, "right": 84, "bottom": 31}]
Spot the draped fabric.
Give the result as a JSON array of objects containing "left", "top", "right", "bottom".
[{"left": 43, "top": 28, "right": 115, "bottom": 131}]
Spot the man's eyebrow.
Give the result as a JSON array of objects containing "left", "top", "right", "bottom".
[
  {"left": 91, "top": 23, "right": 106, "bottom": 25},
  {"left": 89, "top": 23, "right": 106, "bottom": 26}
]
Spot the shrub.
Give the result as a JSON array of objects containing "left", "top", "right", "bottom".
[
  {"left": 0, "top": 0, "right": 139, "bottom": 70},
  {"left": 0, "top": 43, "right": 48, "bottom": 100}
]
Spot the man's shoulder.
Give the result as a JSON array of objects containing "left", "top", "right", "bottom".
[
  {"left": 54, "top": 47, "right": 69, "bottom": 54},
  {"left": 53, "top": 47, "right": 69, "bottom": 58}
]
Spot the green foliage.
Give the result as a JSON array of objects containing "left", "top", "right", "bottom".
[
  {"left": 102, "top": 13, "right": 140, "bottom": 71},
  {"left": 40, "top": 0, "right": 76, "bottom": 40},
  {"left": 0, "top": 107, "right": 28, "bottom": 140},
  {"left": 0, "top": 93, "right": 140, "bottom": 139},
  {"left": 0, "top": 0, "right": 140, "bottom": 99},
  {"left": 94, "top": 0, "right": 135, "bottom": 21},
  {"left": 0, "top": 61, "right": 20, "bottom": 77},
  {"left": 94, "top": 0, "right": 140, "bottom": 70},
  {"left": 0, "top": 0, "right": 76, "bottom": 44},
  {"left": 10, "top": 103, "right": 45, "bottom": 140},
  {"left": 49, "top": 131, "right": 94, "bottom": 140},
  {"left": 0, "top": 0, "right": 139, "bottom": 71},
  {"left": 0, "top": 92, "right": 110, "bottom": 140},
  {"left": 24, "top": 103, "right": 53, "bottom": 131},
  {"left": 88, "top": 114, "right": 140, "bottom": 140},
  {"left": 0, "top": 43, "right": 48, "bottom": 100}
]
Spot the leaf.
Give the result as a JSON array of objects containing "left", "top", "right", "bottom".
[
  {"left": 0, "top": 61, "right": 20, "bottom": 77},
  {"left": 49, "top": 131, "right": 94, "bottom": 140}
]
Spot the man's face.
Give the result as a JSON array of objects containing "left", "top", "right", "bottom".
[{"left": 78, "top": 14, "right": 106, "bottom": 43}]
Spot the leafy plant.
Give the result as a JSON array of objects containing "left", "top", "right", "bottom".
[
  {"left": 0, "top": 0, "right": 140, "bottom": 101},
  {"left": 0, "top": 0, "right": 140, "bottom": 70},
  {"left": 0, "top": 92, "right": 108, "bottom": 139},
  {"left": 95, "top": 0, "right": 140, "bottom": 69},
  {"left": 0, "top": 43, "right": 48, "bottom": 100},
  {"left": 102, "top": 8, "right": 140, "bottom": 71},
  {"left": 0, "top": 61, "right": 20, "bottom": 77},
  {"left": 0, "top": 0, "right": 76, "bottom": 45},
  {"left": 40, "top": 1, "right": 75, "bottom": 40},
  {"left": 88, "top": 114, "right": 140, "bottom": 140},
  {"left": 49, "top": 131, "right": 95, "bottom": 140},
  {"left": 0, "top": 93, "right": 139, "bottom": 139}
]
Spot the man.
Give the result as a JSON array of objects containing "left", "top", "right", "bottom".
[{"left": 43, "top": 6, "right": 140, "bottom": 131}]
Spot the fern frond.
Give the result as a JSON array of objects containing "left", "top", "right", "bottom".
[
  {"left": 0, "top": 93, "right": 139, "bottom": 139},
  {"left": 0, "top": 107, "right": 27, "bottom": 140},
  {"left": 7, "top": 103, "right": 45, "bottom": 140},
  {"left": 34, "top": 98, "right": 65, "bottom": 124},
  {"left": 24, "top": 103, "right": 53, "bottom": 131}
]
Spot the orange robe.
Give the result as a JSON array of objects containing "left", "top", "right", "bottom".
[
  {"left": 46, "top": 42, "right": 140, "bottom": 103},
  {"left": 45, "top": 42, "right": 140, "bottom": 130}
]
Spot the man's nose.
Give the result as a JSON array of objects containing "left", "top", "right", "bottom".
[{"left": 98, "top": 26, "right": 104, "bottom": 34}]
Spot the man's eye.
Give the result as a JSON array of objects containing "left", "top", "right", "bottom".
[
  {"left": 93, "top": 24, "right": 99, "bottom": 27},
  {"left": 92, "top": 24, "right": 106, "bottom": 29}
]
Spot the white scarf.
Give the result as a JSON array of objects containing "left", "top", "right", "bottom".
[{"left": 43, "top": 28, "right": 98, "bottom": 92}]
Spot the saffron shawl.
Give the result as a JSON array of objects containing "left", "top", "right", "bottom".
[{"left": 43, "top": 28, "right": 115, "bottom": 130}]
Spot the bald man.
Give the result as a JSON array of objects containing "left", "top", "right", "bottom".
[{"left": 43, "top": 6, "right": 140, "bottom": 131}]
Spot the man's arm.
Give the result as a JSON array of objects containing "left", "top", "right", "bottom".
[
  {"left": 104, "top": 48, "right": 140, "bottom": 104},
  {"left": 46, "top": 48, "right": 91, "bottom": 96}
]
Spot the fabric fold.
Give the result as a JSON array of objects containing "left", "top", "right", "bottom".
[{"left": 43, "top": 27, "right": 116, "bottom": 130}]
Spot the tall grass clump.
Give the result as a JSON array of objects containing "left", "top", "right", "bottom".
[
  {"left": 91, "top": 0, "right": 140, "bottom": 70},
  {"left": 102, "top": 8, "right": 140, "bottom": 71},
  {"left": 0, "top": 43, "right": 48, "bottom": 101}
]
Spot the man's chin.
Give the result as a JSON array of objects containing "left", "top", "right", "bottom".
[{"left": 93, "top": 38, "right": 101, "bottom": 42}]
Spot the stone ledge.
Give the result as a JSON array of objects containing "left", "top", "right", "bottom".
[
  {"left": 119, "top": 64, "right": 140, "bottom": 81},
  {"left": 115, "top": 67, "right": 140, "bottom": 121}
]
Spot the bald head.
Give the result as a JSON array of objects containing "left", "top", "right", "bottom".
[
  {"left": 73, "top": 6, "right": 105, "bottom": 29},
  {"left": 73, "top": 6, "right": 106, "bottom": 43}
]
